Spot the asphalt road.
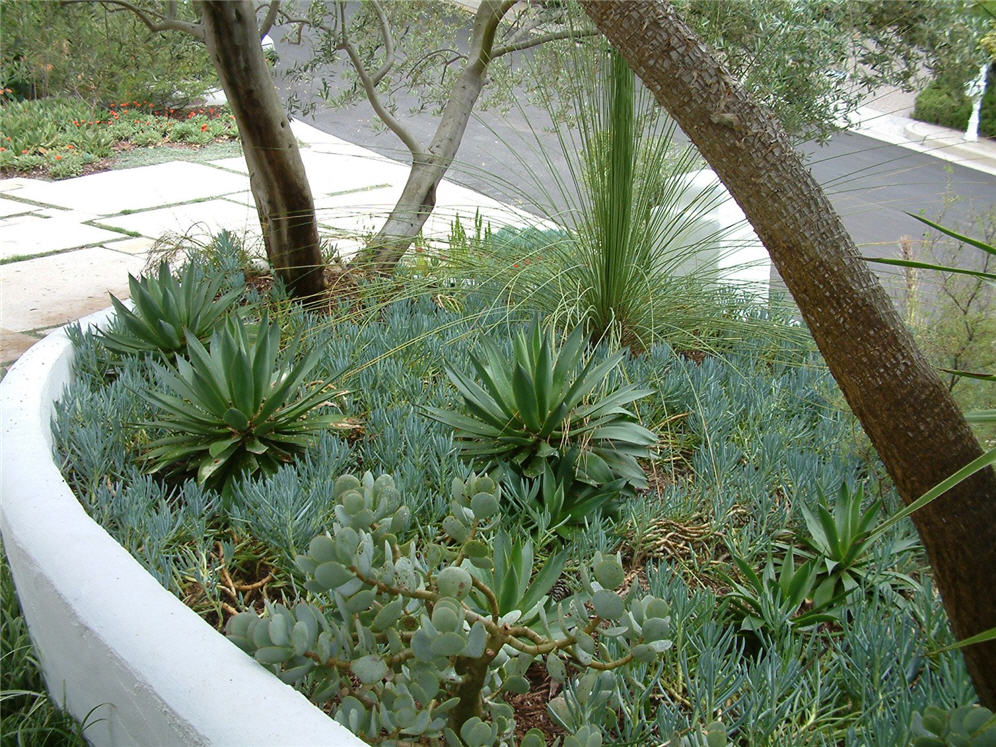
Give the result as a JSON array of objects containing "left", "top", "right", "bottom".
[{"left": 271, "top": 25, "right": 996, "bottom": 277}]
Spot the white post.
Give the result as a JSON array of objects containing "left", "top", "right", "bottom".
[{"left": 965, "top": 63, "right": 988, "bottom": 142}]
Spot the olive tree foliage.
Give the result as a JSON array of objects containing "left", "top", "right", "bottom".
[
  {"left": 271, "top": 0, "right": 988, "bottom": 274},
  {"left": 676, "top": 0, "right": 988, "bottom": 138}
]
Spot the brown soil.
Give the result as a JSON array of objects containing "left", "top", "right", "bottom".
[{"left": 507, "top": 663, "right": 566, "bottom": 744}]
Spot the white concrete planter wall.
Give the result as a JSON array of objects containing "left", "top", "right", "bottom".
[{"left": 0, "top": 309, "right": 365, "bottom": 746}]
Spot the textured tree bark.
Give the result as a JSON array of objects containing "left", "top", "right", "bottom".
[
  {"left": 357, "top": 1, "right": 511, "bottom": 274},
  {"left": 198, "top": 1, "right": 325, "bottom": 298},
  {"left": 581, "top": 0, "right": 996, "bottom": 706}
]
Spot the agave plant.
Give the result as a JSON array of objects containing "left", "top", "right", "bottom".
[
  {"left": 502, "top": 450, "right": 623, "bottom": 539},
  {"left": 425, "top": 317, "right": 656, "bottom": 514},
  {"left": 100, "top": 260, "right": 242, "bottom": 357},
  {"left": 721, "top": 551, "right": 841, "bottom": 638},
  {"left": 799, "top": 483, "right": 918, "bottom": 608},
  {"left": 139, "top": 315, "right": 347, "bottom": 495}
]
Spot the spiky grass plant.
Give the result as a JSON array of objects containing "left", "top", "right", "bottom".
[{"left": 436, "top": 40, "right": 774, "bottom": 354}]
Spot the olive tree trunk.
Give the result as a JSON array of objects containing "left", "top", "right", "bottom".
[
  {"left": 356, "top": 1, "right": 512, "bottom": 273},
  {"left": 581, "top": 0, "right": 996, "bottom": 706},
  {"left": 198, "top": 0, "right": 325, "bottom": 298}
]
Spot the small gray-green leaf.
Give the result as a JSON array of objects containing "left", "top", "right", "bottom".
[
  {"left": 351, "top": 654, "right": 388, "bottom": 685},
  {"left": 254, "top": 646, "right": 290, "bottom": 665},
  {"left": 371, "top": 598, "right": 404, "bottom": 632},
  {"left": 313, "top": 561, "right": 352, "bottom": 591},
  {"left": 462, "top": 621, "right": 487, "bottom": 658},
  {"left": 592, "top": 589, "right": 625, "bottom": 620},
  {"left": 430, "top": 632, "right": 467, "bottom": 657},
  {"left": 546, "top": 652, "right": 566, "bottom": 683}
]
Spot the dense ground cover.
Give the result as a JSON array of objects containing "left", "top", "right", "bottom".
[
  {"left": 47, "top": 234, "right": 985, "bottom": 745},
  {"left": 0, "top": 95, "right": 239, "bottom": 179}
]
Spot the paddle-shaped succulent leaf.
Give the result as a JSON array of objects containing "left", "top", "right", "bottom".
[
  {"left": 910, "top": 704, "right": 996, "bottom": 746},
  {"left": 100, "top": 260, "right": 241, "bottom": 357},
  {"left": 227, "top": 471, "right": 671, "bottom": 743},
  {"left": 139, "top": 314, "right": 347, "bottom": 495},
  {"left": 425, "top": 317, "right": 656, "bottom": 524}
]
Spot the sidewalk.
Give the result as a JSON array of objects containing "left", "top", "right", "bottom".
[
  {"left": 2, "top": 111, "right": 995, "bottom": 371},
  {"left": 0, "top": 121, "right": 535, "bottom": 371},
  {"left": 849, "top": 106, "right": 996, "bottom": 177}
]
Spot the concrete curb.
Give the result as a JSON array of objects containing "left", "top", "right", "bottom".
[
  {"left": 0, "top": 310, "right": 363, "bottom": 747},
  {"left": 902, "top": 119, "right": 996, "bottom": 170},
  {"left": 848, "top": 106, "right": 996, "bottom": 176}
]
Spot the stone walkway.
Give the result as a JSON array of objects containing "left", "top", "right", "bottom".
[
  {"left": 0, "top": 122, "right": 535, "bottom": 370},
  {"left": 1, "top": 114, "right": 995, "bottom": 372}
]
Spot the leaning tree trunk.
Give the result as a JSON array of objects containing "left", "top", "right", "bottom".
[
  {"left": 356, "top": 1, "right": 509, "bottom": 274},
  {"left": 198, "top": 1, "right": 325, "bottom": 298},
  {"left": 581, "top": 0, "right": 996, "bottom": 706}
]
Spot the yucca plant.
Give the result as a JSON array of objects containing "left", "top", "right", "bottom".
[
  {"left": 139, "top": 315, "right": 347, "bottom": 496},
  {"left": 425, "top": 317, "right": 656, "bottom": 517},
  {"left": 100, "top": 260, "right": 241, "bottom": 357},
  {"left": 799, "top": 483, "right": 918, "bottom": 608}
]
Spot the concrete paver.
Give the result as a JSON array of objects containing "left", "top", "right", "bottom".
[
  {"left": 99, "top": 197, "right": 262, "bottom": 244},
  {"left": 102, "top": 236, "right": 158, "bottom": 256},
  {"left": 0, "top": 214, "right": 129, "bottom": 261},
  {"left": 0, "top": 329, "right": 42, "bottom": 365},
  {"left": 0, "top": 247, "right": 145, "bottom": 331},
  {"left": 8, "top": 162, "right": 249, "bottom": 216},
  {"left": 0, "top": 198, "right": 32, "bottom": 218}
]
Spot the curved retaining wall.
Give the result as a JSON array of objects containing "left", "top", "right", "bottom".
[{"left": 0, "top": 309, "right": 364, "bottom": 746}]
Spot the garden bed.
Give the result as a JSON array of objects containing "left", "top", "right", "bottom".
[
  {"left": 14, "top": 246, "right": 980, "bottom": 745},
  {"left": 0, "top": 307, "right": 361, "bottom": 746}
]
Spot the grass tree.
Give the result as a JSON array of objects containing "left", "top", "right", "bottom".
[{"left": 582, "top": 0, "right": 996, "bottom": 707}]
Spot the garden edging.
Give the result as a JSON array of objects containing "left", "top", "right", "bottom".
[{"left": 0, "top": 308, "right": 365, "bottom": 747}]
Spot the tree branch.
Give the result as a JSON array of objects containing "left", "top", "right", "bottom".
[
  {"left": 257, "top": 0, "right": 280, "bottom": 38},
  {"left": 337, "top": 2, "right": 423, "bottom": 156},
  {"left": 65, "top": 0, "right": 204, "bottom": 40},
  {"left": 368, "top": 0, "right": 396, "bottom": 87},
  {"left": 492, "top": 26, "right": 599, "bottom": 59}
]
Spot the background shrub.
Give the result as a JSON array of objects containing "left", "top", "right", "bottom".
[
  {"left": 0, "top": 0, "right": 216, "bottom": 108},
  {"left": 913, "top": 80, "right": 973, "bottom": 131}
]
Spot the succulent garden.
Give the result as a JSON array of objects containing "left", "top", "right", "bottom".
[
  {"left": 47, "top": 219, "right": 993, "bottom": 744},
  {"left": 4, "top": 1, "right": 996, "bottom": 744}
]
